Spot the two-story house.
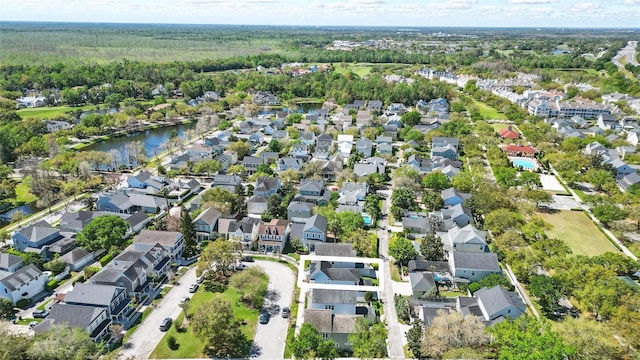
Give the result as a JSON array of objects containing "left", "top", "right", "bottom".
[
  {"left": 0, "top": 264, "right": 47, "bottom": 304},
  {"left": 441, "top": 187, "right": 470, "bottom": 206},
  {"left": 309, "top": 289, "right": 357, "bottom": 315},
  {"left": 193, "top": 208, "right": 222, "bottom": 241},
  {"left": 227, "top": 217, "right": 261, "bottom": 249},
  {"left": 34, "top": 304, "right": 111, "bottom": 342},
  {"left": 0, "top": 253, "right": 23, "bottom": 273},
  {"left": 291, "top": 214, "right": 327, "bottom": 251},
  {"left": 442, "top": 203, "right": 473, "bottom": 228},
  {"left": 448, "top": 251, "right": 501, "bottom": 283},
  {"left": 133, "top": 230, "right": 184, "bottom": 260},
  {"left": 257, "top": 219, "right": 291, "bottom": 253},
  {"left": 241, "top": 156, "right": 264, "bottom": 175},
  {"left": 440, "top": 224, "right": 487, "bottom": 253},
  {"left": 309, "top": 261, "right": 359, "bottom": 286},
  {"left": 287, "top": 201, "right": 314, "bottom": 223},
  {"left": 278, "top": 157, "right": 304, "bottom": 172},
  {"left": 63, "top": 283, "right": 130, "bottom": 322},
  {"left": 12, "top": 220, "right": 62, "bottom": 253},
  {"left": 294, "top": 179, "right": 331, "bottom": 206},
  {"left": 304, "top": 309, "right": 359, "bottom": 352},
  {"left": 212, "top": 174, "right": 242, "bottom": 193}
]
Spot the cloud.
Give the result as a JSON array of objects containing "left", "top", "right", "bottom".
[
  {"left": 508, "top": 0, "right": 556, "bottom": 3},
  {"left": 623, "top": 0, "right": 640, "bottom": 4}
]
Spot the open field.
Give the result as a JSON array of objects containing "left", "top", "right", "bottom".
[
  {"left": 14, "top": 178, "right": 37, "bottom": 204},
  {"left": 332, "top": 62, "right": 375, "bottom": 77},
  {"left": 17, "top": 104, "right": 98, "bottom": 119},
  {"left": 538, "top": 210, "right": 618, "bottom": 256},
  {"left": 472, "top": 99, "right": 508, "bottom": 120},
  {"left": 491, "top": 123, "right": 511, "bottom": 132},
  {"left": 149, "top": 284, "right": 261, "bottom": 359}
]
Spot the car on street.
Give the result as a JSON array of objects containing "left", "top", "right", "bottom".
[
  {"left": 189, "top": 284, "right": 199, "bottom": 293},
  {"left": 259, "top": 310, "right": 270, "bottom": 324},
  {"left": 32, "top": 310, "right": 49, "bottom": 318},
  {"left": 159, "top": 317, "right": 172, "bottom": 331},
  {"left": 235, "top": 264, "right": 248, "bottom": 271},
  {"left": 196, "top": 276, "right": 203, "bottom": 284},
  {"left": 281, "top": 307, "right": 290, "bottom": 318},
  {"left": 179, "top": 296, "right": 190, "bottom": 306}
]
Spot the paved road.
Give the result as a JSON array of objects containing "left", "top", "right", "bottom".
[
  {"left": 120, "top": 267, "right": 197, "bottom": 360},
  {"left": 251, "top": 260, "right": 295, "bottom": 360},
  {"left": 376, "top": 188, "right": 405, "bottom": 359}
]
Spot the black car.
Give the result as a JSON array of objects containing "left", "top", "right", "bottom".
[
  {"left": 259, "top": 310, "right": 270, "bottom": 324},
  {"left": 241, "top": 256, "right": 255, "bottom": 262},
  {"left": 32, "top": 310, "right": 49, "bottom": 318}
]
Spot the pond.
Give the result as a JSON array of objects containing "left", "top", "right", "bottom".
[
  {"left": 81, "top": 122, "right": 196, "bottom": 167},
  {"left": 0, "top": 202, "right": 40, "bottom": 227}
]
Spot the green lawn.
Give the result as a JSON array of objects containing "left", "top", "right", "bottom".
[
  {"left": 150, "top": 279, "right": 263, "bottom": 359},
  {"left": 472, "top": 99, "right": 508, "bottom": 120},
  {"left": 538, "top": 210, "right": 618, "bottom": 256},
  {"left": 333, "top": 62, "right": 375, "bottom": 77},
  {"left": 14, "top": 178, "right": 37, "bottom": 204},
  {"left": 491, "top": 123, "right": 511, "bottom": 132},
  {"left": 17, "top": 104, "right": 97, "bottom": 119}
]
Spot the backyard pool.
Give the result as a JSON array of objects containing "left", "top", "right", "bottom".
[
  {"left": 510, "top": 157, "right": 537, "bottom": 170},
  {"left": 363, "top": 215, "right": 372, "bottom": 225}
]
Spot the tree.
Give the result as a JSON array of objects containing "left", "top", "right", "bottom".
[
  {"left": 592, "top": 204, "right": 627, "bottom": 226},
  {"left": 484, "top": 209, "right": 523, "bottom": 236},
  {"left": 267, "top": 139, "right": 282, "bottom": 153},
  {"left": 335, "top": 211, "right": 365, "bottom": 235},
  {"left": 420, "top": 310, "right": 489, "bottom": 358},
  {"left": 392, "top": 166, "right": 422, "bottom": 191},
  {"left": 197, "top": 239, "right": 240, "bottom": 277},
  {"left": 491, "top": 315, "right": 575, "bottom": 360},
  {"left": 557, "top": 317, "right": 624, "bottom": 360},
  {"left": 75, "top": 215, "right": 129, "bottom": 251},
  {"left": 191, "top": 295, "right": 249, "bottom": 357},
  {"left": 349, "top": 319, "right": 388, "bottom": 359},
  {"left": 291, "top": 323, "right": 338, "bottom": 360},
  {"left": 201, "top": 187, "right": 240, "bottom": 216},
  {"left": 229, "top": 267, "right": 268, "bottom": 309},
  {"left": 193, "top": 159, "right": 221, "bottom": 176},
  {"left": 27, "top": 325, "right": 98, "bottom": 360},
  {"left": 179, "top": 206, "right": 197, "bottom": 258},
  {"left": 421, "top": 172, "right": 452, "bottom": 191},
  {"left": 586, "top": 168, "right": 614, "bottom": 191},
  {"left": 0, "top": 298, "right": 14, "bottom": 320},
  {"left": 518, "top": 171, "right": 542, "bottom": 189},
  {"left": 528, "top": 275, "right": 565, "bottom": 316},
  {"left": 388, "top": 235, "right": 418, "bottom": 265},
  {"left": 0, "top": 328, "right": 32, "bottom": 360},
  {"left": 468, "top": 273, "right": 514, "bottom": 294},
  {"left": 406, "top": 321, "right": 423, "bottom": 359},
  {"left": 401, "top": 110, "right": 421, "bottom": 127},
  {"left": 422, "top": 190, "right": 444, "bottom": 211},
  {"left": 364, "top": 194, "right": 381, "bottom": 223},
  {"left": 420, "top": 234, "right": 445, "bottom": 261},
  {"left": 526, "top": 189, "right": 552, "bottom": 208},
  {"left": 227, "top": 141, "right": 250, "bottom": 160},
  {"left": 390, "top": 186, "right": 418, "bottom": 220}
]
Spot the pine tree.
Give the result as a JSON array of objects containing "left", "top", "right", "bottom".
[{"left": 180, "top": 205, "right": 197, "bottom": 258}]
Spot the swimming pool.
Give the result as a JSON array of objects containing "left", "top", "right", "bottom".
[
  {"left": 363, "top": 215, "right": 372, "bottom": 225},
  {"left": 510, "top": 157, "right": 537, "bottom": 170}
]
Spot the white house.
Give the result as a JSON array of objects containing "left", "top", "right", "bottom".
[{"left": 0, "top": 264, "right": 48, "bottom": 304}]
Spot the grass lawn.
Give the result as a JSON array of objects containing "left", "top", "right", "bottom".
[
  {"left": 628, "top": 242, "right": 640, "bottom": 258},
  {"left": 491, "top": 123, "right": 511, "bottom": 132},
  {"left": 150, "top": 277, "right": 263, "bottom": 359},
  {"left": 472, "top": 99, "right": 508, "bottom": 120},
  {"left": 17, "top": 104, "right": 97, "bottom": 119},
  {"left": 538, "top": 210, "right": 618, "bottom": 256},
  {"left": 14, "top": 178, "right": 37, "bottom": 204},
  {"left": 333, "top": 62, "right": 375, "bottom": 77},
  {"left": 390, "top": 264, "right": 403, "bottom": 282},
  {"left": 16, "top": 318, "right": 42, "bottom": 325}
]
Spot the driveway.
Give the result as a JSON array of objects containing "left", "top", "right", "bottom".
[
  {"left": 251, "top": 260, "right": 295, "bottom": 359},
  {"left": 120, "top": 266, "right": 197, "bottom": 360}
]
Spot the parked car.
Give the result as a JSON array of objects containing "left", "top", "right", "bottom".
[
  {"left": 189, "top": 284, "right": 199, "bottom": 293},
  {"left": 159, "top": 317, "right": 172, "bottom": 331},
  {"left": 235, "top": 264, "right": 248, "bottom": 271},
  {"left": 29, "top": 321, "right": 38, "bottom": 329},
  {"left": 179, "top": 297, "right": 190, "bottom": 306},
  {"left": 281, "top": 307, "right": 290, "bottom": 318},
  {"left": 241, "top": 256, "right": 254, "bottom": 262},
  {"left": 32, "top": 310, "right": 49, "bottom": 318},
  {"left": 196, "top": 276, "right": 203, "bottom": 285},
  {"left": 259, "top": 310, "right": 270, "bottom": 324}
]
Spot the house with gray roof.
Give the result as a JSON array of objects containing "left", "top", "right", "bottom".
[
  {"left": 618, "top": 172, "right": 640, "bottom": 191},
  {"left": 309, "top": 289, "right": 357, "bottom": 315},
  {"left": 466, "top": 286, "right": 526, "bottom": 325},
  {"left": 278, "top": 157, "right": 304, "bottom": 172},
  {"left": 441, "top": 187, "right": 470, "bottom": 206},
  {"left": 212, "top": 174, "right": 242, "bottom": 193},
  {"left": 406, "top": 154, "right": 434, "bottom": 174},
  {"left": 309, "top": 261, "right": 360, "bottom": 286},
  {"left": 299, "top": 131, "right": 316, "bottom": 146},
  {"left": 133, "top": 230, "right": 184, "bottom": 260},
  {"left": 294, "top": 179, "right": 331, "bottom": 206},
  {"left": 247, "top": 195, "right": 268, "bottom": 216},
  {"left": 12, "top": 220, "right": 61, "bottom": 253},
  {"left": 34, "top": 304, "right": 111, "bottom": 342},
  {"left": 96, "top": 190, "right": 166, "bottom": 214},
  {"left": 314, "top": 243, "right": 356, "bottom": 258},
  {"left": 287, "top": 201, "right": 313, "bottom": 223},
  {"left": 449, "top": 252, "right": 501, "bottom": 283},
  {"left": 409, "top": 272, "right": 437, "bottom": 298},
  {"left": 338, "top": 182, "right": 369, "bottom": 206},
  {"left": 241, "top": 156, "right": 264, "bottom": 175},
  {"left": 440, "top": 224, "right": 487, "bottom": 253},
  {"left": 0, "top": 264, "right": 47, "bottom": 304},
  {"left": 442, "top": 203, "right": 473, "bottom": 228},
  {"left": 63, "top": 283, "right": 130, "bottom": 322},
  {"left": 227, "top": 217, "right": 261, "bottom": 249},
  {"left": 304, "top": 309, "right": 361, "bottom": 352},
  {"left": 59, "top": 248, "right": 94, "bottom": 271},
  {"left": 293, "top": 214, "right": 327, "bottom": 252},
  {"left": 402, "top": 215, "right": 435, "bottom": 236},
  {"left": 254, "top": 177, "right": 281, "bottom": 198},
  {"left": 193, "top": 207, "right": 222, "bottom": 241},
  {"left": 355, "top": 139, "right": 373, "bottom": 157},
  {"left": 0, "top": 253, "right": 23, "bottom": 273}
]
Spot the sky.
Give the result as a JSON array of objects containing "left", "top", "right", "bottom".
[{"left": 1, "top": 0, "right": 639, "bottom": 28}]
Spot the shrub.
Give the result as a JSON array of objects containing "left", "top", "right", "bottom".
[
  {"left": 99, "top": 253, "right": 114, "bottom": 267},
  {"left": 203, "top": 280, "right": 227, "bottom": 293},
  {"left": 45, "top": 279, "right": 60, "bottom": 291},
  {"left": 167, "top": 335, "right": 178, "bottom": 350}
]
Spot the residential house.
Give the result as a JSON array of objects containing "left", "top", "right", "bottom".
[
  {"left": 309, "top": 289, "right": 357, "bottom": 315},
  {"left": 193, "top": 208, "right": 222, "bottom": 241},
  {"left": 449, "top": 251, "right": 501, "bottom": 283},
  {"left": 402, "top": 216, "right": 436, "bottom": 236},
  {"left": 12, "top": 220, "right": 61, "bottom": 253},
  {"left": 627, "top": 130, "right": 640, "bottom": 147},
  {"left": 126, "top": 171, "right": 170, "bottom": 194},
  {"left": 337, "top": 134, "right": 354, "bottom": 156},
  {"left": 368, "top": 100, "right": 383, "bottom": 112},
  {"left": 0, "top": 253, "right": 23, "bottom": 273},
  {"left": 260, "top": 151, "right": 280, "bottom": 164},
  {"left": 620, "top": 116, "right": 639, "bottom": 130},
  {"left": 406, "top": 154, "right": 434, "bottom": 174},
  {"left": 185, "top": 144, "right": 215, "bottom": 158},
  {"left": 441, "top": 187, "right": 470, "bottom": 206},
  {"left": 387, "top": 103, "right": 406, "bottom": 113},
  {"left": 0, "top": 264, "right": 47, "bottom": 304},
  {"left": 432, "top": 137, "right": 459, "bottom": 151},
  {"left": 299, "top": 131, "right": 316, "bottom": 146},
  {"left": 227, "top": 217, "right": 261, "bottom": 249},
  {"left": 48, "top": 237, "right": 78, "bottom": 259},
  {"left": 249, "top": 132, "right": 265, "bottom": 145},
  {"left": 385, "top": 114, "right": 403, "bottom": 128},
  {"left": 321, "top": 159, "right": 343, "bottom": 181},
  {"left": 618, "top": 172, "right": 640, "bottom": 191},
  {"left": 59, "top": 248, "right": 94, "bottom": 271},
  {"left": 257, "top": 219, "right": 291, "bottom": 252},
  {"left": 247, "top": 195, "right": 268, "bottom": 216},
  {"left": 442, "top": 203, "right": 473, "bottom": 228},
  {"left": 382, "top": 125, "right": 398, "bottom": 139},
  {"left": 609, "top": 159, "right": 635, "bottom": 179},
  {"left": 353, "top": 163, "right": 379, "bottom": 177},
  {"left": 441, "top": 224, "right": 487, "bottom": 253},
  {"left": 498, "top": 126, "right": 519, "bottom": 139},
  {"left": 241, "top": 156, "right": 264, "bottom": 175},
  {"left": 355, "top": 110, "right": 371, "bottom": 128},
  {"left": 355, "top": 139, "right": 373, "bottom": 157},
  {"left": 63, "top": 283, "right": 130, "bottom": 322},
  {"left": 287, "top": 202, "right": 313, "bottom": 223},
  {"left": 304, "top": 309, "right": 360, "bottom": 352},
  {"left": 44, "top": 120, "right": 73, "bottom": 133},
  {"left": 254, "top": 91, "right": 278, "bottom": 105},
  {"left": 272, "top": 130, "right": 289, "bottom": 140},
  {"left": 338, "top": 182, "right": 369, "bottom": 206},
  {"left": 377, "top": 142, "right": 393, "bottom": 155},
  {"left": 96, "top": 190, "right": 166, "bottom": 214},
  {"left": 431, "top": 144, "right": 458, "bottom": 160},
  {"left": 314, "top": 243, "right": 356, "bottom": 260},
  {"left": 309, "top": 261, "right": 359, "bottom": 286},
  {"left": 133, "top": 230, "right": 184, "bottom": 260},
  {"left": 34, "top": 304, "right": 111, "bottom": 343},
  {"left": 278, "top": 157, "right": 304, "bottom": 171},
  {"left": 409, "top": 272, "right": 437, "bottom": 298},
  {"left": 597, "top": 114, "right": 620, "bottom": 131},
  {"left": 290, "top": 144, "right": 310, "bottom": 158},
  {"left": 212, "top": 174, "right": 242, "bottom": 193},
  {"left": 292, "top": 214, "right": 327, "bottom": 251},
  {"left": 501, "top": 145, "right": 537, "bottom": 158},
  {"left": 460, "top": 286, "right": 526, "bottom": 325},
  {"left": 254, "top": 177, "right": 281, "bottom": 198},
  {"left": 294, "top": 179, "right": 331, "bottom": 206}
]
